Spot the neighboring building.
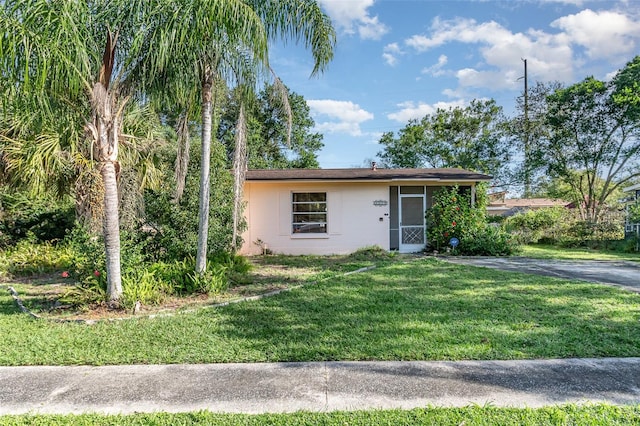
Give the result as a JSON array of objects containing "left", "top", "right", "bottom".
[
  {"left": 623, "top": 183, "right": 640, "bottom": 237},
  {"left": 239, "top": 167, "right": 491, "bottom": 255},
  {"left": 487, "top": 191, "right": 571, "bottom": 217}
]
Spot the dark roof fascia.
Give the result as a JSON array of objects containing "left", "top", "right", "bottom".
[
  {"left": 245, "top": 168, "right": 492, "bottom": 183},
  {"left": 246, "top": 178, "right": 487, "bottom": 184}
]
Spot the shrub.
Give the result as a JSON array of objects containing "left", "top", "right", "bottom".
[
  {"left": 426, "top": 185, "right": 485, "bottom": 251},
  {"left": 348, "top": 245, "right": 395, "bottom": 261},
  {"left": 65, "top": 226, "right": 106, "bottom": 283},
  {"left": 147, "top": 253, "right": 249, "bottom": 296},
  {"left": 59, "top": 277, "right": 106, "bottom": 309},
  {"left": 188, "top": 264, "right": 228, "bottom": 294},
  {"left": 122, "top": 269, "right": 172, "bottom": 309},
  {"left": 427, "top": 185, "right": 514, "bottom": 256},
  {"left": 2, "top": 237, "right": 75, "bottom": 276},
  {"left": 148, "top": 259, "right": 194, "bottom": 293},
  {"left": 504, "top": 207, "right": 625, "bottom": 247},
  {"left": 503, "top": 207, "right": 568, "bottom": 245},
  {"left": 0, "top": 192, "right": 75, "bottom": 246},
  {"left": 460, "top": 226, "right": 517, "bottom": 256},
  {"left": 142, "top": 140, "right": 240, "bottom": 262}
]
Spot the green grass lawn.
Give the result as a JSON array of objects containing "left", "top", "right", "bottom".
[
  {"left": 3, "top": 404, "right": 640, "bottom": 425},
  {"left": 1, "top": 256, "right": 639, "bottom": 366},
  {"left": 518, "top": 244, "right": 640, "bottom": 262}
]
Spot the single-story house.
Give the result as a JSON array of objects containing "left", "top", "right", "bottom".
[
  {"left": 487, "top": 192, "right": 571, "bottom": 217},
  {"left": 239, "top": 166, "right": 492, "bottom": 255}
]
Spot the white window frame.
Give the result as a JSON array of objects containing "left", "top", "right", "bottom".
[{"left": 292, "top": 192, "right": 328, "bottom": 235}]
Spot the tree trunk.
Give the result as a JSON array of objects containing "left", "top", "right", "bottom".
[
  {"left": 101, "top": 159, "right": 123, "bottom": 301},
  {"left": 84, "top": 29, "right": 123, "bottom": 303},
  {"left": 173, "top": 111, "right": 191, "bottom": 203},
  {"left": 196, "top": 70, "right": 214, "bottom": 274},
  {"left": 89, "top": 81, "right": 123, "bottom": 303},
  {"left": 231, "top": 104, "right": 248, "bottom": 252}
]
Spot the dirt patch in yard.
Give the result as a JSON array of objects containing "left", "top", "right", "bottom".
[{"left": 1, "top": 257, "right": 356, "bottom": 322}]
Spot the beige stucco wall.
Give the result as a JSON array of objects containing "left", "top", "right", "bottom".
[{"left": 240, "top": 181, "right": 390, "bottom": 255}]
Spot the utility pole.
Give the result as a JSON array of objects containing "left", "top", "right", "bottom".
[{"left": 522, "top": 58, "right": 531, "bottom": 198}]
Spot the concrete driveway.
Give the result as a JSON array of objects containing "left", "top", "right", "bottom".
[{"left": 441, "top": 257, "right": 640, "bottom": 293}]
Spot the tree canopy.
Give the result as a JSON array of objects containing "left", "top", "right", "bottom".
[
  {"left": 218, "top": 83, "right": 324, "bottom": 169},
  {"left": 536, "top": 57, "right": 640, "bottom": 221},
  {"left": 0, "top": 0, "right": 336, "bottom": 300},
  {"left": 377, "top": 99, "right": 510, "bottom": 181}
]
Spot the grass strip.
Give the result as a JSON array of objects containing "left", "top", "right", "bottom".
[
  {"left": 1, "top": 258, "right": 639, "bottom": 366},
  {"left": 1, "top": 404, "right": 639, "bottom": 425},
  {"left": 519, "top": 244, "right": 640, "bottom": 262}
]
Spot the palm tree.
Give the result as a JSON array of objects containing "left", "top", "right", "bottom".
[
  {"left": 149, "top": 0, "right": 336, "bottom": 273},
  {"left": 0, "top": 0, "right": 176, "bottom": 302},
  {"left": 0, "top": 0, "right": 336, "bottom": 300},
  {"left": 132, "top": 0, "right": 269, "bottom": 274}
]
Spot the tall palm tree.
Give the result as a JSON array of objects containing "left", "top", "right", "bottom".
[
  {"left": 0, "top": 0, "right": 179, "bottom": 302},
  {"left": 0, "top": 0, "right": 336, "bottom": 300},
  {"left": 149, "top": 0, "right": 336, "bottom": 273}
]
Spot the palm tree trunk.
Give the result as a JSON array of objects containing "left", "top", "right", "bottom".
[
  {"left": 87, "top": 30, "right": 123, "bottom": 303},
  {"left": 232, "top": 103, "right": 248, "bottom": 252},
  {"left": 196, "top": 69, "right": 214, "bottom": 274},
  {"left": 101, "top": 159, "right": 123, "bottom": 301},
  {"left": 89, "top": 81, "right": 124, "bottom": 303},
  {"left": 173, "top": 111, "right": 191, "bottom": 203}
]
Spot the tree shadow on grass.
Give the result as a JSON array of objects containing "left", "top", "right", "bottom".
[
  {"left": 2, "top": 256, "right": 639, "bottom": 366},
  {"left": 0, "top": 298, "right": 21, "bottom": 315},
  {"left": 212, "top": 258, "right": 640, "bottom": 362},
  {"left": 0, "top": 274, "right": 76, "bottom": 316}
]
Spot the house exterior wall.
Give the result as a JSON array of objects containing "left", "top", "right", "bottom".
[
  {"left": 623, "top": 184, "right": 640, "bottom": 237},
  {"left": 240, "top": 181, "right": 390, "bottom": 255}
]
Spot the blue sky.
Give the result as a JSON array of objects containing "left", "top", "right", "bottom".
[{"left": 270, "top": 0, "right": 640, "bottom": 169}]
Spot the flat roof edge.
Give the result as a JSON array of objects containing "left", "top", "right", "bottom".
[{"left": 245, "top": 178, "right": 490, "bottom": 183}]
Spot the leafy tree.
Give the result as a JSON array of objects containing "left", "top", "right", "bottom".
[
  {"left": 377, "top": 121, "right": 426, "bottom": 169},
  {"left": 378, "top": 99, "right": 510, "bottom": 181},
  {"left": 509, "top": 81, "right": 564, "bottom": 195},
  {"left": 0, "top": 0, "right": 175, "bottom": 302},
  {"left": 534, "top": 174, "right": 626, "bottom": 211},
  {"left": 612, "top": 56, "right": 640, "bottom": 119},
  {"left": 143, "top": 138, "right": 235, "bottom": 261},
  {"left": 1, "top": 0, "right": 335, "bottom": 300},
  {"left": 219, "top": 83, "right": 323, "bottom": 169},
  {"left": 141, "top": 1, "right": 270, "bottom": 276},
  {"left": 539, "top": 58, "right": 640, "bottom": 222}
]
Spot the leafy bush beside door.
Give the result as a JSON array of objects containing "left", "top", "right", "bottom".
[{"left": 427, "top": 185, "right": 514, "bottom": 255}]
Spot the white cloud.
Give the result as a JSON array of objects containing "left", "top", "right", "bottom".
[
  {"left": 318, "top": 0, "right": 389, "bottom": 40},
  {"left": 442, "top": 88, "right": 465, "bottom": 98},
  {"left": 387, "top": 100, "right": 466, "bottom": 123},
  {"left": 402, "top": 8, "right": 640, "bottom": 93},
  {"left": 404, "top": 17, "right": 577, "bottom": 90},
  {"left": 551, "top": 9, "right": 640, "bottom": 59},
  {"left": 307, "top": 99, "right": 374, "bottom": 136},
  {"left": 383, "top": 43, "right": 404, "bottom": 66},
  {"left": 539, "top": 0, "right": 586, "bottom": 4},
  {"left": 358, "top": 15, "right": 388, "bottom": 40},
  {"left": 421, "top": 54, "right": 448, "bottom": 76},
  {"left": 382, "top": 53, "right": 397, "bottom": 67},
  {"left": 406, "top": 18, "right": 514, "bottom": 52}
]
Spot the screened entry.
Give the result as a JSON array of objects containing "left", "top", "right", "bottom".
[{"left": 389, "top": 186, "right": 443, "bottom": 252}]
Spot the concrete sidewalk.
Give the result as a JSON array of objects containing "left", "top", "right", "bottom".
[{"left": 2, "top": 358, "right": 640, "bottom": 415}]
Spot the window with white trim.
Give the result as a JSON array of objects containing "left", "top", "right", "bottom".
[{"left": 292, "top": 192, "right": 327, "bottom": 234}]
